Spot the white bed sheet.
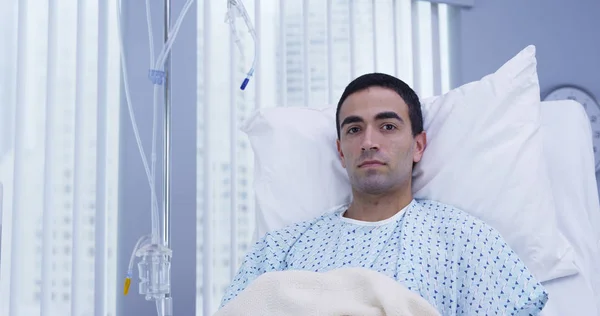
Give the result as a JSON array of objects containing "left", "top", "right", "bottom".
[{"left": 540, "top": 100, "right": 600, "bottom": 315}]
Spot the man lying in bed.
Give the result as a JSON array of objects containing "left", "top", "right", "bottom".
[{"left": 219, "top": 73, "right": 549, "bottom": 315}]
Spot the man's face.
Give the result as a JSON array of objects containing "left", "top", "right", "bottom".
[{"left": 336, "top": 86, "right": 426, "bottom": 195}]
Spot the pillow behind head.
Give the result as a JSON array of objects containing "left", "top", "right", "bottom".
[
  {"left": 245, "top": 105, "right": 351, "bottom": 237},
  {"left": 242, "top": 45, "right": 576, "bottom": 283}
]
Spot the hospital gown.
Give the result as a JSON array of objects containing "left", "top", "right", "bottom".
[{"left": 220, "top": 199, "right": 548, "bottom": 315}]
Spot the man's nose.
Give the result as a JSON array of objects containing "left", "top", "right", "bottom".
[{"left": 360, "top": 127, "right": 380, "bottom": 151}]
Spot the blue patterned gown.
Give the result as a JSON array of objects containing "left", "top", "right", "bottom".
[{"left": 219, "top": 199, "right": 548, "bottom": 315}]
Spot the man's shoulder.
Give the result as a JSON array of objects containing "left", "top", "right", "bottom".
[
  {"left": 412, "top": 199, "right": 499, "bottom": 237},
  {"left": 260, "top": 205, "right": 344, "bottom": 242},
  {"left": 411, "top": 200, "right": 515, "bottom": 270},
  {"left": 414, "top": 199, "right": 480, "bottom": 222}
]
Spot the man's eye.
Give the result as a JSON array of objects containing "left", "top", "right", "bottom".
[
  {"left": 382, "top": 124, "right": 396, "bottom": 130},
  {"left": 347, "top": 127, "right": 360, "bottom": 134}
]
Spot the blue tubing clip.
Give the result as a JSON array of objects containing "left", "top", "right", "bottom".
[
  {"left": 148, "top": 69, "right": 166, "bottom": 85},
  {"left": 240, "top": 77, "right": 250, "bottom": 90}
]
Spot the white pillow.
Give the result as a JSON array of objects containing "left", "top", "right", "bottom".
[{"left": 242, "top": 45, "right": 577, "bottom": 283}]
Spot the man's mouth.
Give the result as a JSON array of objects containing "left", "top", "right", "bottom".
[{"left": 358, "top": 160, "right": 385, "bottom": 168}]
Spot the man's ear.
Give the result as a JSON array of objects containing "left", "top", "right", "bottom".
[
  {"left": 336, "top": 139, "right": 346, "bottom": 168},
  {"left": 412, "top": 131, "right": 427, "bottom": 163}
]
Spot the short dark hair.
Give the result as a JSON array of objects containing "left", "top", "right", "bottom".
[{"left": 336, "top": 73, "right": 424, "bottom": 139}]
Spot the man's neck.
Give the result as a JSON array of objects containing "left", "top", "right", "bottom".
[{"left": 344, "top": 187, "right": 414, "bottom": 222}]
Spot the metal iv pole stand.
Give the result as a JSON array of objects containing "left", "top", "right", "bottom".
[
  {"left": 163, "top": 0, "right": 172, "bottom": 257},
  {"left": 162, "top": 0, "right": 173, "bottom": 309}
]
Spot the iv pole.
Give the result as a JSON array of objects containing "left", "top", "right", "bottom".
[
  {"left": 162, "top": 0, "right": 173, "bottom": 306},
  {"left": 163, "top": 0, "right": 172, "bottom": 255}
]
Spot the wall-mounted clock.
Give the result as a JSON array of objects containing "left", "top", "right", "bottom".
[{"left": 543, "top": 85, "right": 600, "bottom": 171}]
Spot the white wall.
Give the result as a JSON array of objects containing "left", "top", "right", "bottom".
[{"left": 454, "top": 0, "right": 600, "bottom": 98}]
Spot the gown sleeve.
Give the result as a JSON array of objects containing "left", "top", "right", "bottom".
[
  {"left": 218, "top": 232, "right": 290, "bottom": 309},
  {"left": 455, "top": 219, "right": 549, "bottom": 315}
]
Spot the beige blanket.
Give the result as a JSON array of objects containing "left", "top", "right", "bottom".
[{"left": 214, "top": 267, "right": 440, "bottom": 316}]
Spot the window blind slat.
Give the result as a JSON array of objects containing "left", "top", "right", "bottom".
[
  {"left": 201, "top": 0, "right": 213, "bottom": 315},
  {"left": 278, "top": 0, "right": 287, "bottom": 107},
  {"left": 229, "top": 15, "right": 238, "bottom": 281},
  {"left": 254, "top": 0, "right": 262, "bottom": 111},
  {"left": 9, "top": 0, "right": 31, "bottom": 313},
  {"left": 348, "top": 1, "right": 356, "bottom": 79},
  {"left": 372, "top": 0, "right": 378, "bottom": 72},
  {"left": 326, "top": 0, "right": 334, "bottom": 104},
  {"left": 302, "top": 0, "right": 310, "bottom": 106},
  {"left": 41, "top": 1, "right": 58, "bottom": 314},
  {"left": 70, "top": 1, "right": 89, "bottom": 314},
  {"left": 93, "top": 0, "right": 109, "bottom": 315},
  {"left": 431, "top": 3, "right": 442, "bottom": 95},
  {"left": 411, "top": 0, "right": 422, "bottom": 95}
]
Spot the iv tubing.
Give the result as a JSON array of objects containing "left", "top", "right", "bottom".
[
  {"left": 227, "top": 0, "right": 258, "bottom": 90},
  {"left": 116, "top": 0, "right": 253, "bottom": 254},
  {"left": 155, "top": 0, "right": 195, "bottom": 70},
  {"left": 116, "top": 0, "right": 160, "bottom": 246},
  {"left": 116, "top": 0, "right": 195, "bottom": 248},
  {"left": 127, "top": 235, "right": 151, "bottom": 278},
  {"left": 145, "top": 0, "right": 160, "bottom": 248}
]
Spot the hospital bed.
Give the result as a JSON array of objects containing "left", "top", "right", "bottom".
[
  {"left": 240, "top": 45, "right": 600, "bottom": 314},
  {"left": 538, "top": 99, "right": 600, "bottom": 315},
  {"left": 244, "top": 99, "right": 600, "bottom": 315}
]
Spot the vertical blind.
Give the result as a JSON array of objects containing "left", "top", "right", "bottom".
[
  {"left": 0, "top": 1, "right": 121, "bottom": 316},
  {"left": 196, "top": 0, "right": 452, "bottom": 315}
]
